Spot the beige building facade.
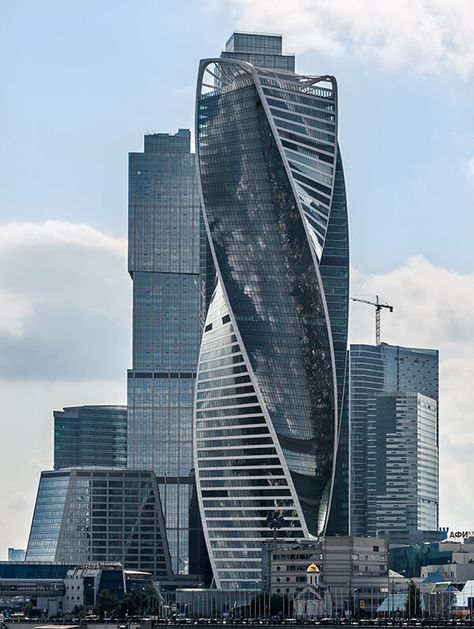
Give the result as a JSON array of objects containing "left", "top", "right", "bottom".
[{"left": 262, "top": 536, "right": 389, "bottom": 615}]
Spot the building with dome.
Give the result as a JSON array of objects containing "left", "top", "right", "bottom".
[
  {"left": 294, "top": 563, "right": 332, "bottom": 619},
  {"left": 262, "top": 536, "right": 389, "bottom": 616}
]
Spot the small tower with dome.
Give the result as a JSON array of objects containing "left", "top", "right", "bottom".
[
  {"left": 294, "top": 562, "right": 332, "bottom": 620},
  {"left": 306, "top": 562, "right": 320, "bottom": 587}
]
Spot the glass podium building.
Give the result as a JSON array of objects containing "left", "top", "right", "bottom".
[
  {"left": 193, "top": 43, "right": 349, "bottom": 589},
  {"left": 25, "top": 468, "right": 172, "bottom": 580}
]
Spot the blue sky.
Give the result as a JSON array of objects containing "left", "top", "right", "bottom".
[
  {"left": 2, "top": 0, "right": 474, "bottom": 271},
  {"left": 1, "top": 0, "right": 473, "bottom": 557}
]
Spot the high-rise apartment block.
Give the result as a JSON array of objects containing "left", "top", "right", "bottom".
[
  {"left": 350, "top": 343, "right": 439, "bottom": 543},
  {"left": 194, "top": 34, "right": 349, "bottom": 589},
  {"left": 127, "top": 129, "right": 203, "bottom": 575},
  {"left": 25, "top": 468, "right": 172, "bottom": 580},
  {"left": 53, "top": 405, "right": 127, "bottom": 469}
]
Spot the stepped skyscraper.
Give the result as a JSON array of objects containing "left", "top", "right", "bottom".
[
  {"left": 193, "top": 34, "right": 350, "bottom": 589},
  {"left": 127, "top": 129, "right": 203, "bottom": 575},
  {"left": 350, "top": 343, "right": 439, "bottom": 543}
]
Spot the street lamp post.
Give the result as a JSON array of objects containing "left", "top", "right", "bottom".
[
  {"left": 353, "top": 588, "right": 358, "bottom": 619},
  {"left": 386, "top": 550, "right": 391, "bottom": 622},
  {"left": 265, "top": 510, "right": 286, "bottom": 620}
]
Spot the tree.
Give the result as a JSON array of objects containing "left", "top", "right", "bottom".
[
  {"left": 96, "top": 589, "right": 120, "bottom": 618},
  {"left": 118, "top": 587, "right": 161, "bottom": 617},
  {"left": 239, "top": 592, "right": 292, "bottom": 619},
  {"left": 405, "top": 580, "right": 421, "bottom": 618},
  {"left": 72, "top": 605, "right": 84, "bottom": 617}
]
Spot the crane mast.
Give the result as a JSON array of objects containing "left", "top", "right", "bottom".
[{"left": 350, "top": 295, "right": 394, "bottom": 345}]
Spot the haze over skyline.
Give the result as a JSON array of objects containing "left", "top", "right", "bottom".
[{"left": 1, "top": 0, "right": 473, "bottom": 558}]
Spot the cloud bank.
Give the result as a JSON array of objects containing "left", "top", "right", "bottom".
[
  {"left": 0, "top": 220, "right": 130, "bottom": 379},
  {"left": 0, "top": 220, "right": 129, "bottom": 559},
  {"left": 1, "top": 222, "right": 472, "bottom": 555},
  {"left": 225, "top": 0, "right": 474, "bottom": 79}
]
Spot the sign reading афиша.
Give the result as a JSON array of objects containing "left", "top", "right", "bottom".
[{"left": 445, "top": 530, "right": 474, "bottom": 540}]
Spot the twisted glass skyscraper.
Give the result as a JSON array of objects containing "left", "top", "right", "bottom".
[{"left": 194, "top": 49, "right": 349, "bottom": 589}]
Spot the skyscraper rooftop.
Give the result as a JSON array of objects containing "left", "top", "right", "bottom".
[{"left": 221, "top": 31, "right": 295, "bottom": 72}]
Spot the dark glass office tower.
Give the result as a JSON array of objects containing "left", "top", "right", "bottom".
[
  {"left": 127, "top": 129, "right": 202, "bottom": 575},
  {"left": 194, "top": 45, "right": 348, "bottom": 588},
  {"left": 349, "top": 343, "right": 439, "bottom": 538},
  {"left": 366, "top": 391, "right": 438, "bottom": 545},
  {"left": 53, "top": 405, "right": 127, "bottom": 469}
]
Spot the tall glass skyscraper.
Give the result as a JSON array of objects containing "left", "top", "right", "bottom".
[
  {"left": 366, "top": 391, "right": 438, "bottom": 545},
  {"left": 349, "top": 343, "right": 439, "bottom": 539},
  {"left": 193, "top": 35, "right": 349, "bottom": 589},
  {"left": 54, "top": 405, "right": 127, "bottom": 469},
  {"left": 127, "top": 129, "right": 202, "bottom": 575}
]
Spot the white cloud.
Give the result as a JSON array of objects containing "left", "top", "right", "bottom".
[
  {"left": 350, "top": 256, "right": 474, "bottom": 529},
  {"left": 467, "top": 157, "right": 474, "bottom": 181},
  {"left": 224, "top": 0, "right": 474, "bottom": 79},
  {"left": 0, "top": 220, "right": 130, "bottom": 379},
  {"left": 0, "top": 221, "right": 130, "bottom": 559},
  {"left": 0, "top": 220, "right": 126, "bottom": 257},
  {"left": 0, "top": 289, "right": 35, "bottom": 336}
]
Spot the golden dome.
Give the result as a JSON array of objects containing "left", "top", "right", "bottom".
[{"left": 306, "top": 563, "right": 320, "bottom": 573}]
